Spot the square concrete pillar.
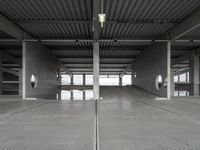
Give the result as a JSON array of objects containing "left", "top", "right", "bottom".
[
  {"left": 18, "top": 68, "right": 22, "bottom": 96},
  {"left": 190, "top": 54, "right": 200, "bottom": 96},
  {"left": 93, "top": 42, "right": 100, "bottom": 100},
  {"left": 0, "top": 51, "right": 2, "bottom": 95}
]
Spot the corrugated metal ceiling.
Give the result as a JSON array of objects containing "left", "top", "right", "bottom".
[{"left": 0, "top": 0, "right": 200, "bottom": 74}]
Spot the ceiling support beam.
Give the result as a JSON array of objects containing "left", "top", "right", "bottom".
[
  {"left": 0, "top": 13, "right": 32, "bottom": 39},
  {"left": 171, "top": 51, "right": 193, "bottom": 66},
  {"left": 1, "top": 39, "right": 200, "bottom": 43},
  {"left": 1, "top": 67, "right": 18, "bottom": 76},
  {"left": 2, "top": 52, "right": 22, "bottom": 66},
  {"left": 13, "top": 19, "right": 179, "bottom": 24},
  {"left": 119, "top": 63, "right": 133, "bottom": 78},
  {"left": 162, "top": 6, "right": 200, "bottom": 40},
  {"left": 0, "top": 14, "right": 71, "bottom": 76}
]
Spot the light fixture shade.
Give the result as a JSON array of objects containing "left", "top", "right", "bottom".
[{"left": 98, "top": 14, "right": 106, "bottom": 28}]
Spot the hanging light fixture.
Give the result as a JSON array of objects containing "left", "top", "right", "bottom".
[{"left": 98, "top": 0, "right": 106, "bottom": 28}]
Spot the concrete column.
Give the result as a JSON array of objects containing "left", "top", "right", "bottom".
[
  {"left": 70, "top": 75, "right": 73, "bottom": 100},
  {"left": 83, "top": 74, "right": 86, "bottom": 100},
  {"left": 18, "top": 68, "right": 22, "bottom": 96},
  {"left": 193, "top": 55, "right": 199, "bottom": 96},
  {"left": 119, "top": 76, "right": 122, "bottom": 86},
  {"left": 58, "top": 71, "right": 61, "bottom": 100},
  {"left": 170, "top": 70, "right": 175, "bottom": 97},
  {"left": 0, "top": 51, "right": 2, "bottom": 95},
  {"left": 93, "top": 42, "right": 100, "bottom": 100},
  {"left": 167, "top": 42, "right": 171, "bottom": 99}
]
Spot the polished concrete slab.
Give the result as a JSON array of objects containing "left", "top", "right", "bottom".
[
  {"left": 100, "top": 86, "right": 200, "bottom": 150},
  {"left": 0, "top": 97, "right": 94, "bottom": 150},
  {"left": 1, "top": 87, "right": 200, "bottom": 150}
]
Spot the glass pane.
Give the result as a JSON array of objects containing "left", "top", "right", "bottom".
[
  {"left": 174, "top": 75, "right": 178, "bottom": 82},
  {"left": 61, "top": 90, "right": 71, "bottom": 100},
  {"left": 73, "top": 90, "right": 83, "bottom": 100},
  {"left": 122, "top": 75, "right": 132, "bottom": 85},
  {"left": 100, "top": 76, "right": 119, "bottom": 86},
  {"left": 179, "top": 91, "right": 186, "bottom": 96},
  {"left": 61, "top": 75, "right": 71, "bottom": 85},
  {"left": 73, "top": 75, "right": 83, "bottom": 85},
  {"left": 174, "top": 91, "right": 179, "bottom": 96},
  {"left": 85, "top": 90, "right": 93, "bottom": 100},
  {"left": 179, "top": 73, "right": 186, "bottom": 82},
  {"left": 86, "top": 75, "right": 93, "bottom": 85}
]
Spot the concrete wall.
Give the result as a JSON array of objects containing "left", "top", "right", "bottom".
[
  {"left": 0, "top": 51, "right": 2, "bottom": 94},
  {"left": 22, "top": 42, "right": 61, "bottom": 99},
  {"left": 132, "top": 42, "right": 170, "bottom": 97}
]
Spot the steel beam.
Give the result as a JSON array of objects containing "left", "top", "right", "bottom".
[
  {"left": 162, "top": 6, "right": 200, "bottom": 40},
  {"left": 0, "top": 13, "right": 33, "bottom": 39},
  {"left": 2, "top": 52, "right": 22, "bottom": 66},
  {"left": 13, "top": 19, "right": 179, "bottom": 24}
]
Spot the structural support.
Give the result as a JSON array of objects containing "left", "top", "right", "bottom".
[
  {"left": 193, "top": 55, "right": 199, "bottom": 96},
  {"left": 0, "top": 51, "right": 2, "bottom": 95},
  {"left": 18, "top": 68, "right": 22, "bottom": 96},
  {"left": 70, "top": 75, "right": 73, "bottom": 100},
  {"left": 167, "top": 42, "right": 171, "bottom": 99},
  {"left": 83, "top": 74, "right": 86, "bottom": 100},
  {"left": 93, "top": 42, "right": 100, "bottom": 100},
  {"left": 119, "top": 76, "right": 122, "bottom": 86},
  {"left": 170, "top": 70, "right": 175, "bottom": 97},
  {"left": 162, "top": 6, "right": 200, "bottom": 40}
]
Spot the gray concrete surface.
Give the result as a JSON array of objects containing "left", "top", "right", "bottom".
[
  {"left": 100, "top": 86, "right": 200, "bottom": 150},
  {"left": 1, "top": 86, "right": 200, "bottom": 149},
  {"left": 133, "top": 42, "right": 170, "bottom": 97},
  {"left": 0, "top": 97, "right": 94, "bottom": 150},
  {"left": 22, "top": 42, "right": 61, "bottom": 99}
]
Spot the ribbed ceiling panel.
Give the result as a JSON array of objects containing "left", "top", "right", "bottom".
[
  {"left": 101, "top": 23, "right": 174, "bottom": 38},
  {"left": 0, "top": 0, "right": 92, "bottom": 20},
  {"left": 105, "top": 0, "right": 200, "bottom": 21},
  {"left": 19, "top": 23, "right": 92, "bottom": 38}
]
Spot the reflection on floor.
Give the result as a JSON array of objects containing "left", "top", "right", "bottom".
[{"left": 0, "top": 86, "right": 200, "bottom": 149}]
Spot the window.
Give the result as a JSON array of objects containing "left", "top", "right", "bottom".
[
  {"left": 179, "top": 73, "right": 186, "bottom": 82},
  {"left": 73, "top": 75, "right": 83, "bottom": 85},
  {"left": 100, "top": 75, "right": 119, "bottom": 86},
  {"left": 85, "top": 90, "right": 93, "bottom": 100},
  {"left": 61, "top": 75, "right": 71, "bottom": 85},
  {"left": 61, "top": 90, "right": 71, "bottom": 100},
  {"left": 174, "top": 75, "right": 178, "bottom": 82},
  {"left": 122, "top": 75, "right": 132, "bottom": 86},
  {"left": 86, "top": 75, "right": 93, "bottom": 85},
  {"left": 73, "top": 90, "right": 83, "bottom": 100}
]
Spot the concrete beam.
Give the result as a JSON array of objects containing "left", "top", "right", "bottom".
[
  {"left": 162, "top": 6, "right": 200, "bottom": 40},
  {"left": 172, "top": 51, "right": 193, "bottom": 66},
  {"left": 60, "top": 64, "right": 72, "bottom": 77},
  {"left": 2, "top": 52, "right": 22, "bottom": 66},
  {"left": 119, "top": 63, "right": 133, "bottom": 78},
  {"left": 0, "top": 13, "right": 32, "bottom": 39},
  {"left": 1, "top": 67, "right": 18, "bottom": 76}
]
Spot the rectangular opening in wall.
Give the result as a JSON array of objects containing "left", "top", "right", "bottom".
[
  {"left": 73, "top": 75, "right": 83, "bottom": 85},
  {"left": 61, "top": 90, "right": 71, "bottom": 100},
  {"left": 100, "top": 75, "right": 119, "bottom": 86},
  {"left": 86, "top": 75, "right": 93, "bottom": 85},
  {"left": 122, "top": 75, "right": 132, "bottom": 86},
  {"left": 61, "top": 75, "right": 71, "bottom": 85},
  {"left": 85, "top": 90, "right": 93, "bottom": 100}
]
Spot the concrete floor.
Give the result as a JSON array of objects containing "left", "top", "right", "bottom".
[{"left": 1, "top": 87, "right": 200, "bottom": 149}]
